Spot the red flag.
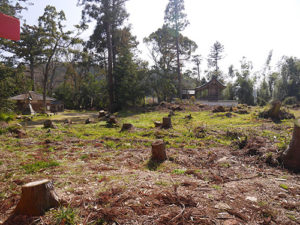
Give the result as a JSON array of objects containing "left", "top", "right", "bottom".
[{"left": 0, "top": 13, "right": 20, "bottom": 41}]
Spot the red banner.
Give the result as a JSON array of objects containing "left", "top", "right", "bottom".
[{"left": 0, "top": 13, "right": 20, "bottom": 41}]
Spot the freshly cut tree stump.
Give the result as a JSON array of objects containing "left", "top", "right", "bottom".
[
  {"left": 154, "top": 121, "right": 162, "bottom": 128},
  {"left": 14, "top": 179, "right": 60, "bottom": 216},
  {"left": 282, "top": 119, "right": 300, "bottom": 172},
  {"left": 121, "top": 123, "right": 133, "bottom": 132},
  {"left": 161, "top": 117, "right": 172, "bottom": 129},
  {"left": 151, "top": 139, "right": 167, "bottom": 162},
  {"left": 98, "top": 110, "right": 106, "bottom": 118}
]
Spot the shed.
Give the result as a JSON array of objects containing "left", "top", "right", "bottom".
[
  {"left": 195, "top": 77, "right": 226, "bottom": 101},
  {"left": 9, "top": 91, "right": 64, "bottom": 114}
]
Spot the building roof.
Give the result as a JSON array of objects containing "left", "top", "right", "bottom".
[
  {"left": 195, "top": 77, "right": 226, "bottom": 91},
  {"left": 9, "top": 91, "right": 56, "bottom": 101}
]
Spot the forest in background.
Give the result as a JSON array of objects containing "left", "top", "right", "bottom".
[{"left": 0, "top": 0, "right": 300, "bottom": 113}]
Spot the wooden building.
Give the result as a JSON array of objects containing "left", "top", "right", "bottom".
[
  {"left": 9, "top": 91, "right": 64, "bottom": 114},
  {"left": 195, "top": 77, "right": 226, "bottom": 101}
]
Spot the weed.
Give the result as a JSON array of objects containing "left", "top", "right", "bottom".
[
  {"left": 0, "top": 161, "right": 2, "bottom": 166},
  {"left": 155, "top": 180, "right": 169, "bottom": 186},
  {"left": 80, "top": 154, "right": 89, "bottom": 160},
  {"left": 212, "top": 185, "right": 222, "bottom": 190},
  {"left": 172, "top": 169, "right": 186, "bottom": 175},
  {"left": 279, "top": 184, "right": 289, "bottom": 190},
  {"left": 287, "top": 214, "right": 297, "bottom": 221},
  {"left": 22, "top": 160, "right": 59, "bottom": 173},
  {"left": 53, "top": 206, "right": 78, "bottom": 225}
]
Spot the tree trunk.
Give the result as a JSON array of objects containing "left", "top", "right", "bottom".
[
  {"left": 282, "top": 119, "right": 300, "bottom": 172},
  {"left": 105, "top": 0, "right": 114, "bottom": 113},
  {"left": 14, "top": 179, "right": 60, "bottom": 216},
  {"left": 176, "top": 28, "right": 181, "bottom": 99},
  {"left": 151, "top": 139, "right": 167, "bottom": 162},
  {"left": 175, "top": 3, "right": 181, "bottom": 99},
  {"left": 30, "top": 62, "right": 35, "bottom": 91}
]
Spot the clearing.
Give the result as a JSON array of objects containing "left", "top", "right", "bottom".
[{"left": 0, "top": 105, "right": 300, "bottom": 225}]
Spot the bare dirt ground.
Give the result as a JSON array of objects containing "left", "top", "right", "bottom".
[{"left": 0, "top": 106, "right": 300, "bottom": 225}]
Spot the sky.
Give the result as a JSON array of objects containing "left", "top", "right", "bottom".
[{"left": 21, "top": 0, "right": 300, "bottom": 76}]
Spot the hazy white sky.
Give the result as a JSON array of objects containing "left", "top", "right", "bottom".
[{"left": 22, "top": 0, "right": 300, "bottom": 75}]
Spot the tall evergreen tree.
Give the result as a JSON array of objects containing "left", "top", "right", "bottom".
[
  {"left": 164, "top": 0, "right": 189, "bottom": 99},
  {"left": 207, "top": 41, "right": 224, "bottom": 79},
  {"left": 78, "top": 0, "right": 128, "bottom": 112}
]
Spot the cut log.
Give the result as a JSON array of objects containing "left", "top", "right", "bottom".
[
  {"left": 120, "top": 123, "right": 133, "bottom": 132},
  {"left": 14, "top": 179, "right": 60, "bottom": 216},
  {"left": 161, "top": 117, "right": 172, "bottom": 129},
  {"left": 151, "top": 139, "right": 167, "bottom": 162},
  {"left": 282, "top": 119, "right": 300, "bottom": 172}
]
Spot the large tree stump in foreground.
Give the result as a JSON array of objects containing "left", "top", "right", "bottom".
[
  {"left": 14, "top": 179, "right": 60, "bottom": 216},
  {"left": 151, "top": 139, "right": 167, "bottom": 162},
  {"left": 282, "top": 119, "right": 300, "bottom": 172},
  {"left": 161, "top": 117, "right": 172, "bottom": 129}
]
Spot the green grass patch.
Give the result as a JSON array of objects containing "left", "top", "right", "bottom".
[
  {"left": 172, "top": 169, "right": 186, "bottom": 175},
  {"left": 279, "top": 183, "right": 289, "bottom": 190},
  {"left": 22, "top": 160, "right": 59, "bottom": 173}
]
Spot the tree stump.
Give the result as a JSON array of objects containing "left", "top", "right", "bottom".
[
  {"left": 151, "top": 139, "right": 167, "bottom": 162},
  {"left": 15, "top": 129, "right": 27, "bottom": 139},
  {"left": 184, "top": 114, "right": 192, "bottom": 120},
  {"left": 121, "top": 123, "right": 133, "bottom": 132},
  {"left": 44, "top": 120, "right": 56, "bottom": 129},
  {"left": 85, "top": 118, "right": 94, "bottom": 124},
  {"left": 268, "top": 100, "right": 282, "bottom": 119},
  {"left": 154, "top": 121, "right": 162, "bottom": 128},
  {"left": 161, "top": 117, "right": 172, "bottom": 129},
  {"left": 14, "top": 179, "right": 60, "bottom": 216},
  {"left": 98, "top": 110, "right": 106, "bottom": 118},
  {"left": 64, "top": 119, "right": 72, "bottom": 124},
  {"left": 282, "top": 119, "right": 300, "bottom": 172}
]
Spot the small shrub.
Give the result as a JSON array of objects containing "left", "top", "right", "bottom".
[
  {"left": 54, "top": 207, "right": 77, "bottom": 225},
  {"left": 0, "top": 112, "right": 14, "bottom": 122},
  {"left": 190, "top": 96, "right": 196, "bottom": 104},
  {"left": 283, "top": 96, "right": 297, "bottom": 105},
  {"left": 22, "top": 161, "right": 59, "bottom": 173},
  {"left": 174, "top": 98, "right": 182, "bottom": 104}
]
